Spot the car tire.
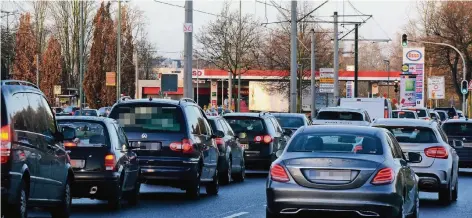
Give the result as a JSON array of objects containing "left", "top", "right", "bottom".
[
  {"left": 126, "top": 178, "right": 141, "bottom": 206},
  {"left": 452, "top": 177, "right": 458, "bottom": 201},
  {"left": 186, "top": 169, "right": 201, "bottom": 199},
  {"left": 219, "top": 158, "right": 231, "bottom": 185},
  {"left": 438, "top": 182, "right": 453, "bottom": 204},
  {"left": 266, "top": 208, "right": 282, "bottom": 218},
  {"left": 51, "top": 179, "right": 72, "bottom": 218},
  {"left": 8, "top": 179, "right": 28, "bottom": 218},
  {"left": 232, "top": 159, "right": 245, "bottom": 183},
  {"left": 108, "top": 177, "right": 123, "bottom": 210},
  {"left": 206, "top": 169, "right": 219, "bottom": 195}
]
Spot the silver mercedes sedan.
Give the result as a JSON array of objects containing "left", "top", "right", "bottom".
[{"left": 266, "top": 125, "right": 420, "bottom": 218}]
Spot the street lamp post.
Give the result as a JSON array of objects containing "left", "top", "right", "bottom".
[{"left": 384, "top": 60, "right": 390, "bottom": 98}]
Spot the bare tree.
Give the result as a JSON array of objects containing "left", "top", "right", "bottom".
[
  {"left": 30, "top": 0, "right": 48, "bottom": 54},
  {"left": 195, "top": 2, "right": 262, "bottom": 81},
  {"left": 358, "top": 42, "right": 388, "bottom": 71}
]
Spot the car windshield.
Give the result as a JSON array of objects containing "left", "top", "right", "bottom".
[
  {"left": 109, "top": 104, "right": 184, "bottom": 133},
  {"left": 63, "top": 107, "right": 79, "bottom": 113},
  {"left": 74, "top": 110, "right": 97, "bottom": 116},
  {"left": 392, "top": 111, "right": 416, "bottom": 119},
  {"left": 316, "top": 111, "right": 363, "bottom": 121},
  {"left": 275, "top": 116, "right": 304, "bottom": 128},
  {"left": 225, "top": 117, "right": 266, "bottom": 134},
  {"left": 57, "top": 121, "right": 109, "bottom": 147},
  {"left": 442, "top": 123, "right": 472, "bottom": 137},
  {"left": 287, "top": 133, "right": 383, "bottom": 155},
  {"left": 208, "top": 119, "right": 219, "bottom": 131},
  {"left": 381, "top": 126, "right": 438, "bottom": 143}
]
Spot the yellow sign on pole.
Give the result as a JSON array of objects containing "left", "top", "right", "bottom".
[
  {"left": 106, "top": 72, "right": 116, "bottom": 86},
  {"left": 53, "top": 85, "right": 61, "bottom": 95}
]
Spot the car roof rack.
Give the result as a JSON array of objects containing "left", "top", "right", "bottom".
[
  {"left": 1, "top": 80, "right": 39, "bottom": 89},
  {"left": 179, "top": 98, "right": 196, "bottom": 105}
]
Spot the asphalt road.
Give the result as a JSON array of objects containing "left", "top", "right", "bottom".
[{"left": 30, "top": 169, "right": 472, "bottom": 218}]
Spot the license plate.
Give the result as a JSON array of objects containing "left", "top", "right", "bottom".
[
  {"left": 464, "top": 143, "right": 472, "bottom": 148},
  {"left": 241, "top": 144, "right": 249, "bottom": 149},
  {"left": 70, "top": 159, "right": 85, "bottom": 168},
  {"left": 132, "top": 142, "right": 161, "bottom": 150},
  {"left": 309, "top": 170, "right": 351, "bottom": 181}
]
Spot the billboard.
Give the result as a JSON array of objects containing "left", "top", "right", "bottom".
[
  {"left": 400, "top": 75, "right": 417, "bottom": 107},
  {"left": 249, "top": 81, "right": 288, "bottom": 112},
  {"left": 402, "top": 47, "right": 425, "bottom": 107},
  {"left": 428, "top": 76, "right": 445, "bottom": 99},
  {"left": 210, "top": 80, "right": 218, "bottom": 107}
]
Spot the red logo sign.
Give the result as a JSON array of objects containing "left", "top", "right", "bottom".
[{"left": 192, "top": 70, "right": 203, "bottom": 77}]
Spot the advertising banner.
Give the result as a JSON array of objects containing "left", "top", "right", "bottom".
[
  {"left": 346, "top": 81, "right": 354, "bottom": 98},
  {"left": 402, "top": 47, "right": 425, "bottom": 107},
  {"left": 211, "top": 80, "right": 218, "bottom": 107},
  {"left": 400, "top": 75, "right": 417, "bottom": 107},
  {"left": 427, "top": 76, "right": 445, "bottom": 99}
]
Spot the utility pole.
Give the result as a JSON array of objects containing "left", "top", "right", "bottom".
[
  {"left": 228, "top": 71, "right": 232, "bottom": 110},
  {"left": 79, "top": 1, "right": 84, "bottom": 111},
  {"left": 384, "top": 59, "right": 390, "bottom": 98},
  {"left": 237, "top": 0, "right": 242, "bottom": 112},
  {"left": 184, "top": 0, "right": 193, "bottom": 98},
  {"left": 310, "top": 29, "right": 316, "bottom": 118},
  {"left": 354, "top": 23, "right": 358, "bottom": 97},
  {"left": 196, "top": 58, "right": 199, "bottom": 104},
  {"left": 134, "top": 50, "right": 138, "bottom": 99},
  {"left": 116, "top": 0, "right": 122, "bottom": 102},
  {"left": 333, "top": 12, "right": 339, "bottom": 104},
  {"left": 289, "top": 1, "right": 298, "bottom": 113},
  {"left": 36, "top": 54, "right": 39, "bottom": 88}
]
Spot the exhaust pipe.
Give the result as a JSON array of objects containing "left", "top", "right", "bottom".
[{"left": 89, "top": 186, "right": 98, "bottom": 195}]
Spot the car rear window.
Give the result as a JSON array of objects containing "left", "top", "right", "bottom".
[
  {"left": 316, "top": 111, "right": 363, "bottom": 121},
  {"left": 225, "top": 117, "right": 266, "bottom": 134},
  {"left": 381, "top": 126, "right": 438, "bottom": 143},
  {"left": 109, "top": 104, "right": 184, "bottom": 133},
  {"left": 275, "top": 116, "right": 304, "bottom": 128},
  {"left": 392, "top": 111, "right": 416, "bottom": 119},
  {"left": 1, "top": 94, "right": 7, "bottom": 126},
  {"left": 75, "top": 110, "right": 97, "bottom": 116},
  {"left": 435, "top": 108, "right": 457, "bottom": 119},
  {"left": 437, "top": 111, "right": 447, "bottom": 121},
  {"left": 442, "top": 123, "right": 472, "bottom": 136},
  {"left": 287, "top": 133, "right": 383, "bottom": 155},
  {"left": 57, "top": 121, "right": 110, "bottom": 147},
  {"left": 403, "top": 108, "right": 427, "bottom": 117}
]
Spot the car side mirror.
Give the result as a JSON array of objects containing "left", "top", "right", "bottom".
[
  {"left": 406, "top": 152, "right": 422, "bottom": 163},
  {"left": 61, "top": 126, "right": 76, "bottom": 141},
  {"left": 237, "top": 132, "right": 246, "bottom": 139},
  {"left": 275, "top": 150, "right": 283, "bottom": 158},
  {"left": 452, "top": 140, "right": 464, "bottom": 149},
  {"left": 283, "top": 128, "right": 293, "bottom": 136},
  {"left": 212, "top": 130, "right": 225, "bottom": 138}
]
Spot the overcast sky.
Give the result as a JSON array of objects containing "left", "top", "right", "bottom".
[{"left": 1, "top": 0, "right": 419, "bottom": 59}]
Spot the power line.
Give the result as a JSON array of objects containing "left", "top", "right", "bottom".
[{"left": 153, "top": 0, "right": 222, "bottom": 17}]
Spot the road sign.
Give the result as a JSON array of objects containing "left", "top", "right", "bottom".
[
  {"left": 427, "top": 76, "right": 445, "bottom": 99},
  {"left": 53, "top": 85, "right": 61, "bottom": 95},
  {"left": 183, "top": 23, "right": 193, "bottom": 33},
  {"left": 319, "top": 68, "right": 334, "bottom": 93},
  {"left": 401, "top": 64, "right": 409, "bottom": 72},
  {"left": 106, "top": 72, "right": 116, "bottom": 86},
  {"left": 161, "top": 74, "right": 178, "bottom": 92}
]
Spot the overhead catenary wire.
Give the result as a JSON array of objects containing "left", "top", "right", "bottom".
[{"left": 153, "top": 0, "right": 223, "bottom": 18}]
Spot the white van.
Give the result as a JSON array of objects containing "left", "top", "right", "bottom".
[{"left": 339, "top": 98, "right": 393, "bottom": 120}]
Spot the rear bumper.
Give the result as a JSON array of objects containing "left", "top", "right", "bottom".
[
  {"left": 72, "top": 172, "right": 120, "bottom": 199},
  {"left": 139, "top": 158, "right": 199, "bottom": 188},
  {"left": 266, "top": 180, "right": 402, "bottom": 217},
  {"left": 244, "top": 153, "right": 272, "bottom": 169},
  {"left": 412, "top": 167, "right": 449, "bottom": 192}
]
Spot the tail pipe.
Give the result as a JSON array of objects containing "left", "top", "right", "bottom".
[{"left": 89, "top": 186, "right": 98, "bottom": 195}]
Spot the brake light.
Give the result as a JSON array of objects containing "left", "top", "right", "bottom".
[
  {"left": 254, "top": 135, "right": 273, "bottom": 144},
  {"left": 1, "top": 125, "right": 12, "bottom": 164},
  {"left": 215, "top": 138, "right": 224, "bottom": 145},
  {"left": 270, "top": 164, "right": 290, "bottom": 183},
  {"left": 384, "top": 110, "right": 388, "bottom": 118},
  {"left": 170, "top": 139, "right": 194, "bottom": 154},
  {"left": 64, "top": 142, "right": 77, "bottom": 147},
  {"left": 104, "top": 154, "right": 116, "bottom": 171},
  {"left": 424, "top": 146, "right": 448, "bottom": 159},
  {"left": 371, "top": 168, "right": 394, "bottom": 185}
]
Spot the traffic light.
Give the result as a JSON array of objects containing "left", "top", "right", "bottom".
[
  {"left": 402, "top": 34, "right": 408, "bottom": 47},
  {"left": 461, "top": 80, "right": 469, "bottom": 94},
  {"left": 394, "top": 82, "right": 399, "bottom": 93}
]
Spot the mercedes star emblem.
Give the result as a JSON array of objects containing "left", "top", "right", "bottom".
[{"left": 141, "top": 133, "right": 147, "bottom": 139}]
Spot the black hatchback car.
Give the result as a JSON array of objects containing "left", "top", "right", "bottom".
[
  {"left": 272, "top": 113, "right": 311, "bottom": 133},
  {"left": 1, "top": 80, "right": 76, "bottom": 218},
  {"left": 56, "top": 116, "right": 140, "bottom": 209},
  {"left": 223, "top": 112, "right": 292, "bottom": 170},
  {"left": 207, "top": 117, "right": 246, "bottom": 184},
  {"left": 108, "top": 98, "right": 221, "bottom": 199}
]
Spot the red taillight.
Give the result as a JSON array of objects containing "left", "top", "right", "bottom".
[
  {"left": 170, "top": 139, "right": 194, "bottom": 154},
  {"left": 1, "top": 125, "right": 12, "bottom": 164},
  {"left": 384, "top": 110, "right": 388, "bottom": 118},
  {"left": 215, "top": 138, "right": 224, "bottom": 145},
  {"left": 424, "top": 146, "right": 448, "bottom": 159},
  {"left": 254, "top": 135, "right": 273, "bottom": 144},
  {"left": 104, "top": 154, "right": 116, "bottom": 171},
  {"left": 64, "top": 142, "right": 77, "bottom": 147},
  {"left": 270, "top": 164, "right": 290, "bottom": 183},
  {"left": 371, "top": 168, "right": 394, "bottom": 185}
]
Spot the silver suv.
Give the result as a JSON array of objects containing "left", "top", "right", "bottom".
[{"left": 372, "top": 119, "right": 460, "bottom": 204}]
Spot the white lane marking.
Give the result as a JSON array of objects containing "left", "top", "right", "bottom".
[{"left": 223, "top": 212, "right": 249, "bottom": 218}]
